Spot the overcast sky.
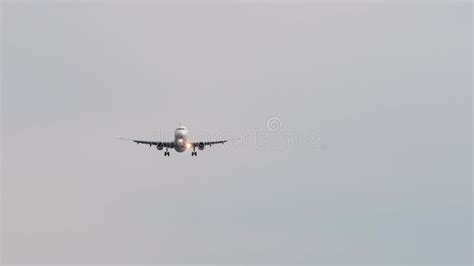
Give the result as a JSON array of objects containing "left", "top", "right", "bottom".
[{"left": 2, "top": 1, "right": 472, "bottom": 265}]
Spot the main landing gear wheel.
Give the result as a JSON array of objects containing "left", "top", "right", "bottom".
[
  {"left": 191, "top": 151, "right": 197, "bottom": 156},
  {"left": 164, "top": 151, "right": 170, "bottom": 156}
]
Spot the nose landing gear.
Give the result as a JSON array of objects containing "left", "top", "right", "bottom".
[{"left": 164, "top": 149, "right": 170, "bottom": 156}]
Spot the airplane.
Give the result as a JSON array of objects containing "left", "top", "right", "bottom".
[{"left": 119, "top": 125, "right": 228, "bottom": 156}]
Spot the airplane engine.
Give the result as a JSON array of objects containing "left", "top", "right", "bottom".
[
  {"left": 157, "top": 143, "right": 164, "bottom": 150},
  {"left": 198, "top": 142, "right": 205, "bottom": 150}
]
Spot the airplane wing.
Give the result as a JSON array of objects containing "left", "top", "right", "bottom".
[
  {"left": 118, "top": 137, "right": 174, "bottom": 148},
  {"left": 192, "top": 140, "right": 228, "bottom": 148}
]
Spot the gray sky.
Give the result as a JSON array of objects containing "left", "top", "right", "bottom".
[{"left": 2, "top": 1, "right": 472, "bottom": 264}]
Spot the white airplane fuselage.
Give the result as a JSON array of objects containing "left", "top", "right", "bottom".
[{"left": 174, "top": 126, "right": 190, "bottom": 152}]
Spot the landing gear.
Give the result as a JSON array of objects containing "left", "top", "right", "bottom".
[
  {"left": 164, "top": 149, "right": 170, "bottom": 156},
  {"left": 191, "top": 151, "right": 197, "bottom": 156}
]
